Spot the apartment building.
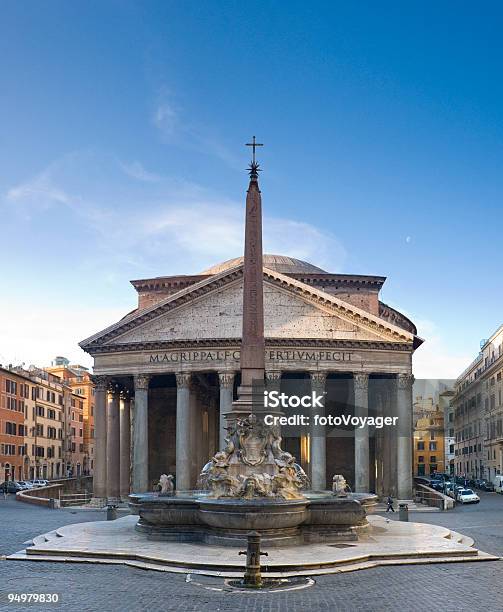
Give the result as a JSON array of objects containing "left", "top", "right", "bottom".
[
  {"left": 0, "top": 367, "right": 29, "bottom": 481},
  {"left": 439, "top": 389, "right": 455, "bottom": 475},
  {"left": 413, "top": 410, "right": 445, "bottom": 476},
  {"left": 453, "top": 325, "right": 503, "bottom": 481},
  {"left": 47, "top": 357, "right": 94, "bottom": 475}
]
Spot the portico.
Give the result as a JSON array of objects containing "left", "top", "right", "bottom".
[{"left": 81, "top": 254, "right": 421, "bottom": 504}]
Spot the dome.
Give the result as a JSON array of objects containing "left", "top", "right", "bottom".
[{"left": 201, "top": 254, "right": 327, "bottom": 275}]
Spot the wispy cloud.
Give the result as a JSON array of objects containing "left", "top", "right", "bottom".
[
  {"left": 3, "top": 151, "right": 346, "bottom": 276},
  {"left": 151, "top": 90, "right": 241, "bottom": 169},
  {"left": 152, "top": 100, "right": 179, "bottom": 138},
  {"left": 118, "top": 160, "right": 162, "bottom": 183},
  {"left": 1, "top": 150, "right": 347, "bottom": 366},
  {"left": 6, "top": 164, "right": 76, "bottom": 217}
]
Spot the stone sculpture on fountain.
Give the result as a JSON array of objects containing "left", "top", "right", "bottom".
[{"left": 198, "top": 413, "right": 308, "bottom": 500}]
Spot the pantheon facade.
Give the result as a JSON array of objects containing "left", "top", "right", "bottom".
[{"left": 81, "top": 254, "right": 422, "bottom": 502}]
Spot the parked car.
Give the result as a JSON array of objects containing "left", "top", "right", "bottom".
[
  {"left": 0, "top": 481, "right": 24, "bottom": 493},
  {"left": 478, "top": 480, "right": 495, "bottom": 492},
  {"left": 16, "top": 481, "right": 34, "bottom": 490},
  {"left": 448, "top": 484, "right": 465, "bottom": 499},
  {"left": 456, "top": 488, "right": 480, "bottom": 504},
  {"left": 430, "top": 481, "right": 445, "bottom": 492},
  {"left": 30, "top": 479, "right": 50, "bottom": 488}
]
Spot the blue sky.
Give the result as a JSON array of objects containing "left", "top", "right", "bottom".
[{"left": 1, "top": 1, "right": 502, "bottom": 377}]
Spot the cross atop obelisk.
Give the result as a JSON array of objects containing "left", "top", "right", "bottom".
[{"left": 246, "top": 135, "right": 263, "bottom": 165}]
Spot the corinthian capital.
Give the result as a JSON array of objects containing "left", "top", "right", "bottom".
[
  {"left": 218, "top": 371, "right": 235, "bottom": 389},
  {"left": 397, "top": 373, "right": 414, "bottom": 390},
  {"left": 354, "top": 373, "right": 369, "bottom": 390},
  {"left": 311, "top": 371, "right": 326, "bottom": 386},
  {"left": 176, "top": 372, "right": 192, "bottom": 389},
  {"left": 134, "top": 374, "right": 151, "bottom": 391},
  {"left": 93, "top": 375, "right": 108, "bottom": 392},
  {"left": 265, "top": 370, "right": 282, "bottom": 382}
]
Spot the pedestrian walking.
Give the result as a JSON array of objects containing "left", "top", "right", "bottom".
[{"left": 386, "top": 495, "right": 395, "bottom": 512}]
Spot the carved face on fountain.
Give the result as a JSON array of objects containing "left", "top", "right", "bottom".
[{"left": 199, "top": 414, "right": 309, "bottom": 499}]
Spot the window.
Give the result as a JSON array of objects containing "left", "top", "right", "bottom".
[
  {"left": 418, "top": 456, "right": 424, "bottom": 463},
  {"left": 5, "top": 422, "right": 17, "bottom": 435},
  {"left": 35, "top": 424, "right": 44, "bottom": 436},
  {"left": 417, "top": 441, "right": 425, "bottom": 450},
  {"left": 429, "top": 441, "right": 437, "bottom": 451},
  {"left": 36, "top": 405, "right": 45, "bottom": 417},
  {"left": 6, "top": 379, "right": 17, "bottom": 394}
]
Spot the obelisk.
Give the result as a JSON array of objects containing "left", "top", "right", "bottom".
[{"left": 226, "top": 138, "right": 267, "bottom": 421}]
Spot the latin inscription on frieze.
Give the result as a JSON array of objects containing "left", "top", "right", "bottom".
[{"left": 148, "top": 350, "right": 354, "bottom": 364}]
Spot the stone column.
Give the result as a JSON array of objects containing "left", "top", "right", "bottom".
[
  {"left": 189, "top": 388, "right": 200, "bottom": 486},
  {"left": 384, "top": 379, "right": 398, "bottom": 497},
  {"left": 374, "top": 392, "right": 384, "bottom": 498},
  {"left": 207, "top": 396, "right": 217, "bottom": 459},
  {"left": 310, "top": 371, "right": 327, "bottom": 490},
  {"left": 218, "top": 372, "right": 234, "bottom": 449},
  {"left": 175, "top": 373, "right": 192, "bottom": 491},
  {"left": 354, "top": 373, "right": 369, "bottom": 493},
  {"left": 119, "top": 391, "right": 131, "bottom": 498},
  {"left": 397, "top": 373, "right": 414, "bottom": 499},
  {"left": 92, "top": 375, "right": 108, "bottom": 502},
  {"left": 132, "top": 374, "right": 150, "bottom": 493},
  {"left": 195, "top": 387, "right": 208, "bottom": 476},
  {"left": 106, "top": 385, "right": 120, "bottom": 502}
]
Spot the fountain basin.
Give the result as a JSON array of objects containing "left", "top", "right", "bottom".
[{"left": 129, "top": 491, "right": 371, "bottom": 546}]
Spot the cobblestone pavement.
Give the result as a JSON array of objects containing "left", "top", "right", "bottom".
[{"left": 1, "top": 493, "right": 503, "bottom": 612}]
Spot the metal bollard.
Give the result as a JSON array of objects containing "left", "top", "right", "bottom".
[
  {"left": 399, "top": 503, "right": 409, "bottom": 521},
  {"left": 48, "top": 498, "right": 55, "bottom": 510},
  {"left": 106, "top": 505, "right": 117, "bottom": 521},
  {"left": 238, "top": 531, "right": 268, "bottom": 588}
]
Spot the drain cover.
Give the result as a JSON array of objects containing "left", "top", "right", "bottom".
[{"left": 190, "top": 575, "right": 315, "bottom": 593}]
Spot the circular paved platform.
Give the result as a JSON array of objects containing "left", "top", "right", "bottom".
[{"left": 7, "top": 514, "right": 498, "bottom": 577}]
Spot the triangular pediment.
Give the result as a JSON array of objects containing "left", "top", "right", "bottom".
[{"left": 80, "top": 264, "right": 415, "bottom": 352}]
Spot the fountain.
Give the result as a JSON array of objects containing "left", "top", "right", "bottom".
[{"left": 129, "top": 138, "right": 376, "bottom": 546}]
